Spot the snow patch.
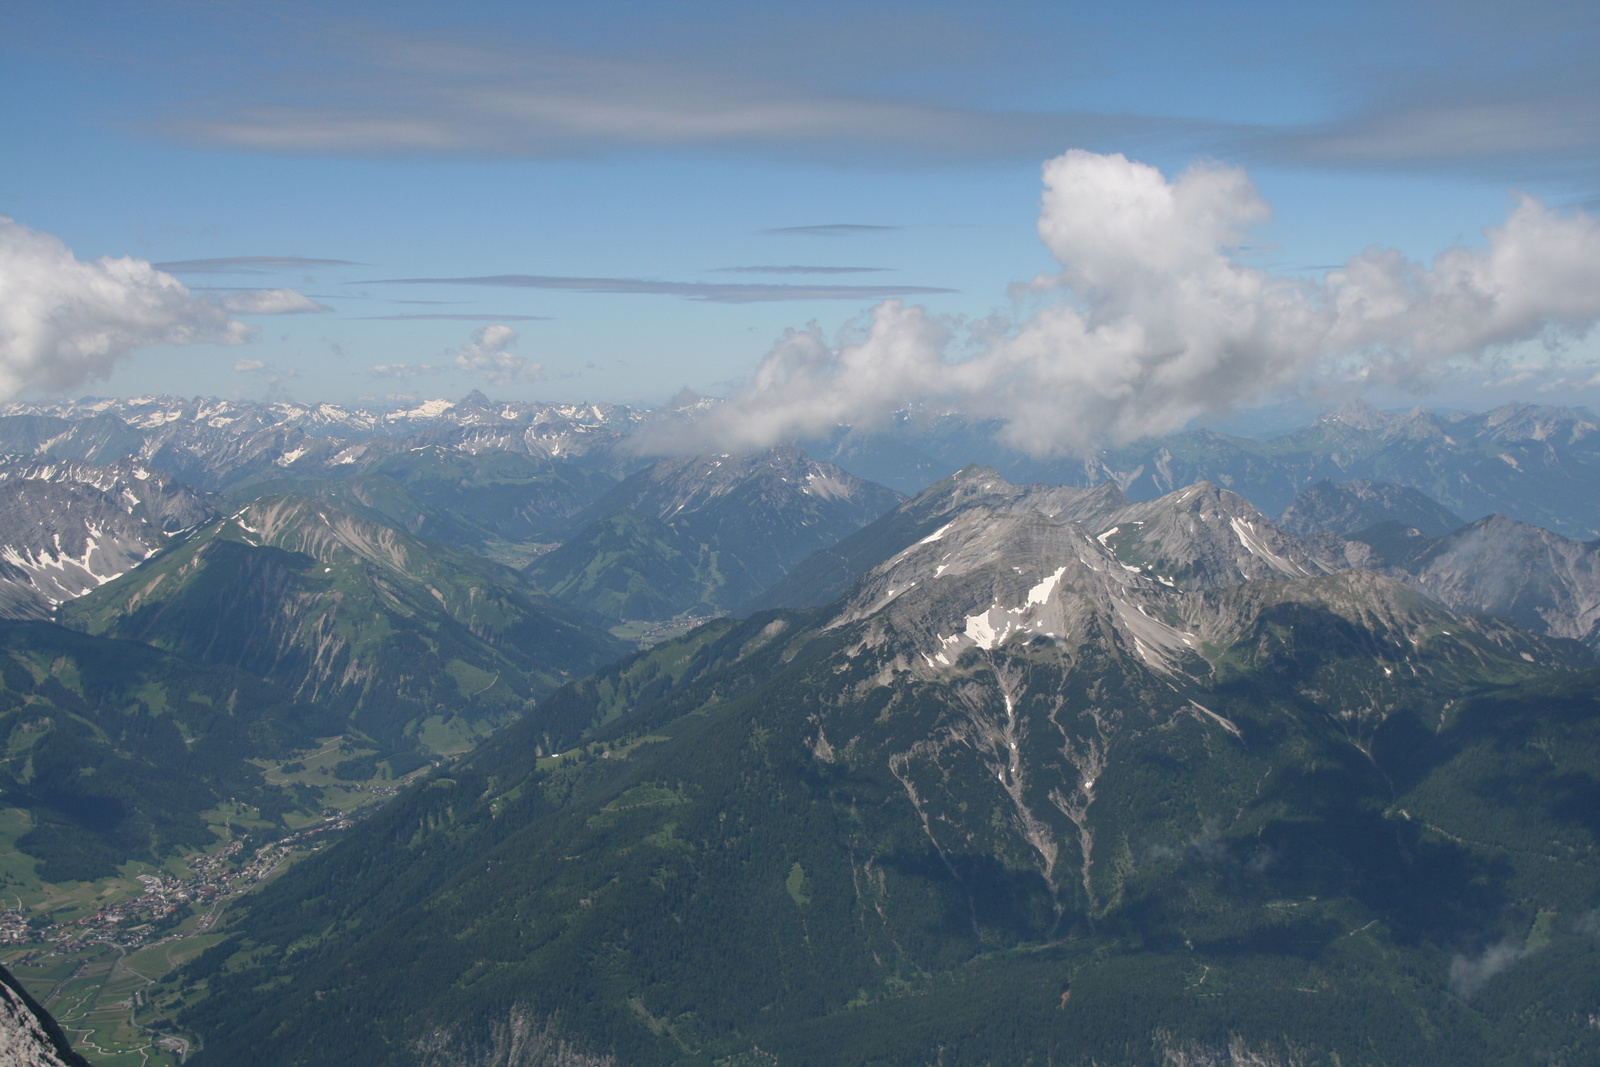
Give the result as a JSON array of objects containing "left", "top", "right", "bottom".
[
  {"left": 1228, "top": 516, "right": 1308, "bottom": 577},
  {"left": 1027, "top": 566, "right": 1067, "bottom": 606}
]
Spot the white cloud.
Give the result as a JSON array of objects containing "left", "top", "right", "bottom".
[
  {"left": 0, "top": 216, "right": 252, "bottom": 401},
  {"left": 368, "top": 362, "right": 445, "bottom": 379},
  {"left": 234, "top": 358, "right": 266, "bottom": 373},
  {"left": 453, "top": 324, "right": 542, "bottom": 387},
  {"left": 670, "top": 150, "right": 1600, "bottom": 456},
  {"left": 219, "top": 288, "right": 330, "bottom": 314}
]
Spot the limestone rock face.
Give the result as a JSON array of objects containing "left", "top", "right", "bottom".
[{"left": 0, "top": 966, "right": 90, "bottom": 1067}]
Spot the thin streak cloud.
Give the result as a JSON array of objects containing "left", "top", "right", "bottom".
[
  {"left": 765, "top": 224, "right": 900, "bottom": 237},
  {"left": 709, "top": 266, "right": 890, "bottom": 275},
  {"left": 361, "top": 274, "right": 955, "bottom": 304},
  {"left": 153, "top": 256, "right": 361, "bottom": 274},
  {"left": 156, "top": 37, "right": 1188, "bottom": 164},
  {"left": 354, "top": 313, "right": 552, "bottom": 321}
]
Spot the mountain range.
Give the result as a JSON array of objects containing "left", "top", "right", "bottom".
[
  {"left": 158, "top": 465, "right": 1600, "bottom": 1066},
  {"left": 7, "top": 394, "right": 1600, "bottom": 537},
  {"left": 0, "top": 393, "right": 1598, "bottom": 1064}
]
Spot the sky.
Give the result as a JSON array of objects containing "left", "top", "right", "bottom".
[{"left": 3, "top": 0, "right": 1600, "bottom": 446}]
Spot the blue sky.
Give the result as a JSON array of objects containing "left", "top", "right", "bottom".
[{"left": 2, "top": 0, "right": 1599, "bottom": 430}]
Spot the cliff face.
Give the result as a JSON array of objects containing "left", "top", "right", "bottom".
[{"left": 0, "top": 966, "right": 91, "bottom": 1067}]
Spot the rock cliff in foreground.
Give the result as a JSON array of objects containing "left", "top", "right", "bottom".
[{"left": 0, "top": 965, "right": 91, "bottom": 1067}]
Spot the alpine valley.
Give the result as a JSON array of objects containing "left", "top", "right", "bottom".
[{"left": 0, "top": 394, "right": 1596, "bottom": 1066}]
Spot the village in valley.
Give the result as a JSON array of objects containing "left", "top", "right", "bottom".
[
  {"left": 0, "top": 815, "right": 355, "bottom": 953},
  {"left": 0, "top": 751, "right": 440, "bottom": 1066}
]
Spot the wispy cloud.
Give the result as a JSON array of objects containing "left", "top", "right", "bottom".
[
  {"left": 362, "top": 274, "right": 953, "bottom": 304},
  {"left": 1450, "top": 941, "right": 1529, "bottom": 999},
  {"left": 368, "top": 363, "right": 446, "bottom": 379},
  {"left": 354, "top": 313, "right": 551, "bottom": 321},
  {"left": 709, "top": 265, "right": 889, "bottom": 275},
  {"left": 151, "top": 33, "right": 1188, "bottom": 164},
  {"left": 66, "top": 4, "right": 1600, "bottom": 183},
  {"left": 219, "top": 288, "right": 331, "bottom": 314},
  {"left": 153, "top": 256, "right": 360, "bottom": 274},
  {"left": 764, "top": 224, "right": 899, "bottom": 237}
]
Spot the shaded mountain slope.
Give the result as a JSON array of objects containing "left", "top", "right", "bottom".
[
  {"left": 1277, "top": 478, "right": 1464, "bottom": 537},
  {"left": 1351, "top": 513, "right": 1600, "bottom": 647},
  {"left": 0, "top": 620, "right": 339, "bottom": 881},
  {"left": 523, "top": 509, "right": 718, "bottom": 622}
]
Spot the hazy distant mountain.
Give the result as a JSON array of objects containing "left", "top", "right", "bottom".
[
  {"left": 59, "top": 497, "right": 626, "bottom": 752},
  {"left": 1277, "top": 478, "right": 1464, "bottom": 537},
  {"left": 1349, "top": 513, "right": 1600, "bottom": 647},
  {"left": 8, "top": 394, "right": 1599, "bottom": 537},
  {"left": 0, "top": 459, "right": 216, "bottom": 618},
  {"left": 0, "top": 391, "right": 647, "bottom": 492},
  {"left": 531, "top": 446, "right": 901, "bottom": 622},
  {"left": 241, "top": 445, "right": 618, "bottom": 554},
  {"left": 804, "top": 401, "right": 1600, "bottom": 538},
  {"left": 168, "top": 473, "right": 1597, "bottom": 1067}
]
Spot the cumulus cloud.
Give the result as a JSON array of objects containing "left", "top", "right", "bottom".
[
  {"left": 666, "top": 150, "right": 1600, "bottom": 456},
  {"left": 0, "top": 216, "right": 252, "bottom": 400},
  {"left": 453, "top": 324, "right": 541, "bottom": 386},
  {"left": 219, "top": 288, "right": 331, "bottom": 314},
  {"left": 233, "top": 358, "right": 266, "bottom": 373}
]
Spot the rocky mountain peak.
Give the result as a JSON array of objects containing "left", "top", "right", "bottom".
[
  {"left": 828, "top": 476, "right": 1340, "bottom": 683},
  {"left": 0, "top": 458, "right": 218, "bottom": 618}
]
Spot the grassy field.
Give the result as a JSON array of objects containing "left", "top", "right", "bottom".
[{"left": 6, "top": 925, "right": 228, "bottom": 1064}]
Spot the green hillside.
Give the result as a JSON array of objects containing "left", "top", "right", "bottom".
[
  {"left": 0, "top": 620, "right": 339, "bottom": 882},
  {"left": 60, "top": 496, "right": 628, "bottom": 755},
  {"left": 526, "top": 508, "right": 726, "bottom": 622}
]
